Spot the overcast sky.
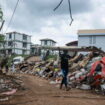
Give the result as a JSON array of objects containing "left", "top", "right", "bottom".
[{"left": 0, "top": 0, "right": 105, "bottom": 45}]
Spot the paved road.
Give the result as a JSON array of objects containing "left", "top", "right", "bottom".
[{"left": 1, "top": 74, "right": 105, "bottom": 105}]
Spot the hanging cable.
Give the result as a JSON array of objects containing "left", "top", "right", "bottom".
[
  {"left": 68, "top": 0, "right": 73, "bottom": 26},
  {"left": 53, "top": 0, "right": 64, "bottom": 11},
  {"left": 5, "top": 0, "right": 20, "bottom": 33},
  {"left": 54, "top": 0, "right": 74, "bottom": 26}
]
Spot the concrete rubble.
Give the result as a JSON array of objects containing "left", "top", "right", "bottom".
[
  {"left": 0, "top": 74, "right": 24, "bottom": 102},
  {"left": 15, "top": 52, "right": 105, "bottom": 95},
  {"left": 1, "top": 46, "right": 105, "bottom": 103}
]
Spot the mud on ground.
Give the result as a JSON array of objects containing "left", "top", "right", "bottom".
[{"left": 1, "top": 74, "right": 105, "bottom": 105}]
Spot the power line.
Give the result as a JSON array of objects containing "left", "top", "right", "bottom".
[
  {"left": 5, "top": 0, "right": 20, "bottom": 33},
  {"left": 68, "top": 0, "right": 73, "bottom": 26},
  {"left": 53, "top": 0, "right": 64, "bottom": 11},
  {"left": 54, "top": 0, "right": 74, "bottom": 26}
]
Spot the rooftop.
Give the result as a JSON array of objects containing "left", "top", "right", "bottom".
[
  {"left": 78, "top": 29, "right": 105, "bottom": 36},
  {"left": 6, "top": 31, "right": 31, "bottom": 37},
  {"left": 66, "top": 40, "right": 78, "bottom": 46}
]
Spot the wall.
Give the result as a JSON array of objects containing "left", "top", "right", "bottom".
[
  {"left": 14, "top": 49, "right": 22, "bottom": 55},
  {"left": 5, "top": 33, "right": 31, "bottom": 55},
  {"left": 78, "top": 35, "right": 105, "bottom": 51},
  {"left": 41, "top": 40, "right": 55, "bottom": 46}
]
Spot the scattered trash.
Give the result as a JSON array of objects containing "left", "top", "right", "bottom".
[
  {"left": 1, "top": 51, "right": 104, "bottom": 103},
  {"left": 0, "top": 74, "right": 24, "bottom": 102},
  {"left": 0, "top": 97, "right": 9, "bottom": 102},
  {"left": 79, "top": 84, "right": 91, "bottom": 90},
  {"left": 13, "top": 52, "right": 105, "bottom": 95},
  {"left": 1, "top": 89, "right": 17, "bottom": 95}
]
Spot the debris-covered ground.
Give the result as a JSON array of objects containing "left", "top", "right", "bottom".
[
  {"left": 0, "top": 74, "right": 25, "bottom": 103},
  {"left": 1, "top": 53, "right": 105, "bottom": 105},
  {"left": 15, "top": 52, "right": 105, "bottom": 95},
  {"left": 1, "top": 74, "right": 105, "bottom": 105}
]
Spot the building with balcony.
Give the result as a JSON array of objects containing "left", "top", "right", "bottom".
[
  {"left": 40, "top": 38, "right": 56, "bottom": 47},
  {"left": 31, "top": 44, "right": 41, "bottom": 55},
  {"left": 40, "top": 38, "right": 56, "bottom": 59},
  {"left": 4, "top": 32, "right": 31, "bottom": 55}
]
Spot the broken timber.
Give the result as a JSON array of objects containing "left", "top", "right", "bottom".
[{"left": 38, "top": 46, "right": 105, "bottom": 55}]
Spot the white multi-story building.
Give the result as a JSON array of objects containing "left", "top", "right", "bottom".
[
  {"left": 31, "top": 44, "right": 41, "bottom": 55},
  {"left": 4, "top": 32, "right": 31, "bottom": 55},
  {"left": 40, "top": 38, "right": 56, "bottom": 46},
  {"left": 40, "top": 38, "right": 56, "bottom": 58},
  {"left": 78, "top": 29, "right": 105, "bottom": 51}
]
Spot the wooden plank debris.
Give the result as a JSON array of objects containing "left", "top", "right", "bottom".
[{"left": 36, "top": 46, "right": 105, "bottom": 55}]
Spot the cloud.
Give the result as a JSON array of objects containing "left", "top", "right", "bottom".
[
  {"left": 1, "top": 0, "right": 93, "bottom": 30},
  {"left": 1, "top": 0, "right": 105, "bottom": 45}
]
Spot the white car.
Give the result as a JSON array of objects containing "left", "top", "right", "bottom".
[{"left": 13, "top": 56, "right": 24, "bottom": 65}]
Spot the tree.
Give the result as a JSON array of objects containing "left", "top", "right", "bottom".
[
  {"left": 0, "top": 34, "right": 5, "bottom": 55},
  {"left": 0, "top": 7, "right": 3, "bottom": 21},
  {"left": 0, "top": 34, "right": 4, "bottom": 42},
  {"left": 0, "top": 6, "right": 5, "bottom": 31},
  {"left": 0, "top": 34, "right": 5, "bottom": 46},
  {"left": 0, "top": 6, "right": 6, "bottom": 56},
  {"left": 0, "top": 6, "right": 4, "bottom": 45}
]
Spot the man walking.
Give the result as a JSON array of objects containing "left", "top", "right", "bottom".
[{"left": 59, "top": 49, "right": 71, "bottom": 91}]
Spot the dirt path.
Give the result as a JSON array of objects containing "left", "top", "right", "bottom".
[
  {"left": 26, "top": 56, "right": 41, "bottom": 62},
  {"left": 1, "top": 74, "right": 105, "bottom": 105}
]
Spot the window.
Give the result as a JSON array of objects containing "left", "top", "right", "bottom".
[
  {"left": 44, "top": 41, "right": 47, "bottom": 45},
  {"left": 89, "top": 36, "right": 96, "bottom": 44},
  {"left": 8, "top": 49, "right": 12, "bottom": 54},
  {"left": 23, "top": 42, "right": 27, "bottom": 48},
  {"left": 8, "top": 41, "right": 13, "bottom": 46},
  {"left": 13, "top": 59, "right": 20, "bottom": 62},
  {"left": 9, "top": 34, "right": 12, "bottom": 39},
  {"left": 23, "top": 34, "right": 27, "bottom": 40},
  {"left": 31, "top": 48, "right": 35, "bottom": 54},
  {"left": 89, "top": 36, "right": 92, "bottom": 44},
  {"left": 23, "top": 50, "right": 26, "bottom": 55},
  {"left": 93, "top": 36, "right": 96, "bottom": 44}
]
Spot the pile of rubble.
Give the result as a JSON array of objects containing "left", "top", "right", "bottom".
[
  {"left": 15, "top": 52, "right": 105, "bottom": 95},
  {"left": 0, "top": 74, "right": 24, "bottom": 102},
  {"left": 67, "top": 53, "right": 105, "bottom": 94},
  {"left": 16, "top": 60, "right": 59, "bottom": 79}
]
